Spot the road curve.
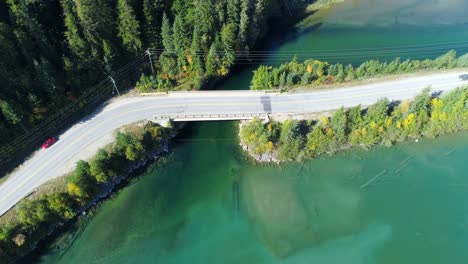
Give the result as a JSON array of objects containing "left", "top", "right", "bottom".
[{"left": 0, "top": 70, "right": 467, "bottom": 215}]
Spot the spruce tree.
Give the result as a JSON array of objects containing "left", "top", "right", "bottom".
[
  {"left": 117, "top": 0, "right": 143, "bottom": 54},
  {"left": 161, "top": 12, "right": 174, "bottom": 53},
  {"left": 173, "top": 15, "right": 189, "bottom": 72},
  {"left": 221, "top": 23, "right": 236, "bottom": 68},
  {"left": 0, "top": 22, "right": 19, "bottom": 82},
  {"left": 191, "top": 25, "right": 203, "bottom": 76},
  {"left": 195, "top": 0, "right": 216, "bottom": 50},
  {"left": 142, "top": 0, "right": 164, "bottom": 50},
  {"left": 61, "top": 0, "right": 91, "bottom": 62},
  {"left": 6, "top": 0, "right": 53, "bottom": 62},
  {"left": 173, "top": 15, "right": 189, "bottom": 53},
  {"left": 227, "top": 0, "right": 241, "bottom": 26},
  {"left": 238, "top": 0, "right": 252, "bottom": 48},
  {"left": 249, "top": 0, "right": 270, "bottom": 46},
  {"left": 205, "top": 42, "right": 218, "bottom": 77},
  {"left": 75, "top": 0, "right": 116, "bottom": 48},
  {"left": 0, "top": 100, "right": 22, "bottom": 125}
]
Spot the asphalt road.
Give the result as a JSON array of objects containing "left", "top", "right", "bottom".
[{"left": 0, "top": 70, "right": 467, "bottom": 216}]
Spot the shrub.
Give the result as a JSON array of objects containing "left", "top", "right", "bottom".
[
  {"left": 250, "top": 50, "right": 467, "bottom": 91},
  {"left": 241, "top": 87, "right": 468, "bottom": 161}
]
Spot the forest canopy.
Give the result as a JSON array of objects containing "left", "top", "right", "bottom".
[{"left": 0, "top": 0, "right": 310, "bottom": 166}]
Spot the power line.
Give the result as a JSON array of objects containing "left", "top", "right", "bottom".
[
  {"left": 149, "top": 44, "right": 468, "bottom": 59},
  {"left": 151, "top": 40, "right": 468, "bottom": 53},
  {"left": 2, "top": 40, "right": 466, "bottom": 163},
  {"left": 0, "top": 52, "right": 152, "bottom": 162}
]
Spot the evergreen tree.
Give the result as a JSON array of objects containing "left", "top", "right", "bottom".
[
  {"left": 142, "top": 0, "right": 164, "bottom": 50},
  {"left": 195, "top": 0, "right": 216, "bottom": 50},
  {"left": 6, "top": 0, "right": 52, "bottom": 61},
  {"left": 33, "top": 58, "right": 59, "bottom": 97},
  {"left": 191, "top": 25, "right": 203, "bottom": 76},
  {"left": 248, "top": 0, "right": 270, "bottom": 46},
  {"left": 221, "top": 23, "right": 236, "bottom": 69},
  {"left": 171, "top": 0, "right": 191, "bottom": 16},
  {"left": 238, "top": 0, "right": 252, "bottom": 48},
  {"left": 330, "top": 107, "right": 348, "bottom": 144},
  {"left": 117, "top": 0, "right": 143, "bottom": 54},
  {"left": 205, "top": 42, "right": 218, "bottom": 77},
  {"left": 0, "top": 100, "right": 22, "bottom": 125},
  {"left": 173, "top": 15, "right": 189, "bottom": 72},
  {"left": 61, "top": 0, "right": 91, "bottom": 62},
  {"left": 161, "top": 12, "right": 174, "bottom": 52},
  {"left": 227, "top": 0, "right": 241, "bottom": 26},
  {"left": 215, "top": 1, "right": 226, "bottom": 25},
  {"left": 68, "top": 0, "right": 119, "bottom": 76},
  {"left": 102, "top": 40, "right": 115, "bottom": 75},
  {"left": 0, "top": 22, "right": 20, "bottom": 97},
  {"left": 75, "top": 0, "right": 116, "bottom": 50}
]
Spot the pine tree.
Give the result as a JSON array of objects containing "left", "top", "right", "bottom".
[
  {"left": 61, "top": 0, "right": 91, "bottom": 62},
  {"left": 75, "top": 0, "right": 116, "bottom": 47},
  {"left": 191, "top": 25, "right": 203, "bottom": 76},
  {"left": 249, "top": 0, "right": 269, "bottom": 46},
  {"left": 0, "top": 100, "right": 23, "bottom": 125},
  {"left": 221, "top": 23, "right": 236, "bottom": 69},
  {"left": 171, "top": 0, "right": 191, "bottom": 16},
  {"left": 143, "top": 0, "right": 164, "bottom": 50},
  {"left": 238, "top": 0, "right": 252, "bottom": 48},
  {"left": 33, "top": 58, "right": 58, "bottom": 97},
  {"left": 0, "top": 22, "right": 20, "bottom": 87},
  {"left": 205, "top": 42, "right": 218, "bottom": 77},
  {"left": 215, "top": 2, "right": 226, "bottom": 25},
  {"left": 227, "top": 0, "right": 241, "bottom": 26},
  {"left": 117, "top": 0, "right": 143, "bottom": 54},
  {"left": 173, "top": 15, "right": 189, "bottom": 72},
  {"left": 195, "top": 0, "right": 216, "bottom": 50},
  {"left": 6, "top": 0, "right": 55, "bottom": 62},
  {"left": 161, "top": 12, "right": 174, "bottom": 53},
  {"left": 102, "top": 40, "right": 115, "bottom": 75}
]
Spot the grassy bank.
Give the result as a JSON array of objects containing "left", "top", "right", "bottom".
[
  {"left": 240, "top": 87, "right": 468, "bottom": 162},
  {"left": 0, "top": 122, "right": 176, "bottom": 263}
]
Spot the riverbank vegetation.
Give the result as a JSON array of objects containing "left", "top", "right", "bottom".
[
  {"left": 250, "top": 50, "right": 468, "bottom": 90},
  {"left": 0, "top": 122, "right": 173, "bottom": 262},
  {"left": 0, "top": 0, "right": 312, "bottom": 163},
  {"left": 240, "top": 87, "right": 468, "bottom": 161}
]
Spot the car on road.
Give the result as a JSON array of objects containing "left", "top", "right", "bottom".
[
  {"left": 459, "top": 74, "right": 468, "bottom": 81},
  {"left": 42, "top": 137, "right": 56, "bottom": 149}
]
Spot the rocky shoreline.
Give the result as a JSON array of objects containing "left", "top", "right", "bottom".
[
  {"left": 10, "top": 130, "right": 177, "bottom": 264},
  {"left": 238, "top": 121, "right": 281, "bottom": 164}
]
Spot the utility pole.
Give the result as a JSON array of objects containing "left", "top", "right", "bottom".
[
  {"left": 146, "top": 49, "right": 155, "bottom": 74},
  {"left": 109, "top": 76, "right": 120, "bottom": 96}
]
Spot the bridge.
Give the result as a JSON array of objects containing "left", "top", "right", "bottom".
[{"left": 0, "top": 70, "right": 467, "bottom": 216}]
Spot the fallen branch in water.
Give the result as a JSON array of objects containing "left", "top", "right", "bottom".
[{"left": 360, "top": 169, "right": 387, "bottom": 189}]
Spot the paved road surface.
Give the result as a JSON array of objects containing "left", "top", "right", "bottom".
[{"left": 0, "top": 71, "right": 467, "bottom": 215}]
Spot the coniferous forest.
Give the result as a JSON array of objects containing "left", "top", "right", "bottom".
[{"left": 0, "top": 0, "right": 310, "bottom": 164}]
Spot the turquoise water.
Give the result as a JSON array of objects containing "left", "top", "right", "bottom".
[
  {"left": 32, "top": 0, "right": 468, "bottom": 263},
  {"left": 34, "top": 124, "right": 468, "bottom": 264}
]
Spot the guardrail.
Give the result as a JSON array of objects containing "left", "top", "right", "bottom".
[
  {"left": 139, "top": 90, "right": 280, "bottom": 97},
  {"left": 153, "top": 113, "right": 268, "bottom": 122}
]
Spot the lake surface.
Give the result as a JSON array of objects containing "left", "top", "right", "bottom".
[{"left": 33, "top": 0, "right": 468, "bottom": 263}]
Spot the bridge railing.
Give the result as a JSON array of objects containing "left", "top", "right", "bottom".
[{"left": 154, "top": 112, "right": 268, "bottom": 121}]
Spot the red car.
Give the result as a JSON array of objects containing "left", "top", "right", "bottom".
[{"left": 42, "top": 137, "right": 56, "bottom": 149}]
